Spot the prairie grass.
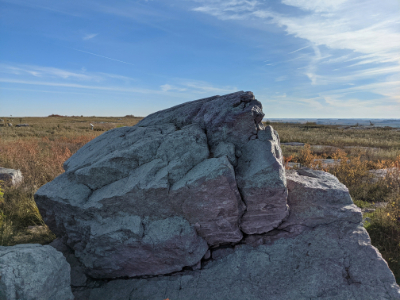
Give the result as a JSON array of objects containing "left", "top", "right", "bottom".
[
  {"left": 273, "top": 122, "right": 400, "bottom": 161},
  {"left": 273, "top": 122, "right": 400, "bottom": 149}
]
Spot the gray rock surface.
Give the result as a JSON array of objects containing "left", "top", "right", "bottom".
[
  {"left": 73, "top": 169, "right": 400, "bottom": 300},
  {"left": 0, "top": 244, "right": 73, "bottom": 300},
  {"left": 0, "top": 167, "right": 23, "bottom": 185},
  {"left": 35, "top": 91, "right": 287, "bottom": 278}
]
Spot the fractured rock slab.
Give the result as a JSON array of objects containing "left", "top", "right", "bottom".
[
  {"left": 75, "top": 169, "right": 400, "bottom": 300},
  {"left": 78, "top": 225, "right": 400, "bottom": 300}
]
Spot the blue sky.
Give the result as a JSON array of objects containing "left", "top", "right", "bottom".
[{"left": 0, "top": 0, "right": 399, "bottom": 118}]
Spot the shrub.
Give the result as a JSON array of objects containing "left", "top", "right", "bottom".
[
  {"left": 297, "top": 144, "right": 316, "bottom": 168},
  {"left": 47, "top": 114, "right": 64, "bottom": 117},
  {"left": 296, "top": 144, "right": 325, "bottom": 169}
]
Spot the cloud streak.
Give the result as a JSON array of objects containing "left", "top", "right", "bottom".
[
  {"left": 0, "top": 78, "right": 164, "bottom": 94},
  {"left": 192, "top": 0, "right": 400, "bottom": 97},
  {"left": 0, "top": 63, "right": 239, "bottom": 99},
  {"left": 0, "top": 64, "right": 94, "bottom": 80},
  {"left": 83, "top": 33, "right": 98, "bottom": 40},
  {"left": 288, "top": 45, "right": 311, "bottom": 54},
  {"left": 161, "top": 80, "right": 238, "bottom": 94},
  {"left": 72, "top": 49, "right": 135, "bottom": 66}
]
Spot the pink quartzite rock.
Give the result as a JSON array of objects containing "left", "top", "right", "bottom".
[{"left": 73, "top": 168, "right": 400, "bottom": 300}]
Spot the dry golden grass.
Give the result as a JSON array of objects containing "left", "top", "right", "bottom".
[
  {"left": 272, "top": 122, "right": 400, "bottom": 161},
  {"left": 272, "top": 122, "right": 400, "bottom": 148},
  {"left": 1, "top": 115, "right": 143, "bottom": 141}
]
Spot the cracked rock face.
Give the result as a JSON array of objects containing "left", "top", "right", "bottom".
[
  {"left": 35, "top": 91, "right": 288, "bottom": 279},
  {"left": 74, "top": 169, "right": 400, "bottom": 300}
]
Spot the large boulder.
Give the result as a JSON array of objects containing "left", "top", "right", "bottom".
[
  {"left": 74, "top": 169, "right": 400, "bottom": 300},
  {"left": 34, "top": 91, "right": 400, "bottom": 299},
  {"left": 0, "top": 244, "right": 73, "bottom": 300},
  {"left": 35, "top": 91, "right": 287, "bottom": 279}
]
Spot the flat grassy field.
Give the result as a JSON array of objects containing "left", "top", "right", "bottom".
[
  {"left": 0, "top": 118, "right": 399, "bottom": 283},
  {"left": 272, "top": 122, "right": 400, "bottom": 161}
]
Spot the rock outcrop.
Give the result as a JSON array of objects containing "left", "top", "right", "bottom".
[
  {"left": 35, "top": 91, "right": 287, "bottom": 279},
  {"left": 34, "top": 91, "right": 400, "bottom": 299},
  {"left": 0, "top": 167, "right": 23, "bottom": 185},
  {"left": 0, "top": 244, "right": 73, "bottom": 300}
]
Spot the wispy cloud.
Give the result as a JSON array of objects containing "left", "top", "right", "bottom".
[
  {"left": 0, "top": 63, "right": 138, "bottom": 86},
  {"left": 0, "top": 64, "right": 94, "bottom": 80},
  {"left": 72, "top": 49, "right": 135, "bottom": 66},
  {"left": 192, "top": 0, "right": 400, "bottom": 99},
  {"left": 0, "top": 63, "right": 238, "bottom": 99},
  {"left": 275, "top": 75, "right": 287, "bottom": 82},
  {"left": 288, "top": 45, "right": 311, "bottom": 54},
  {"left": 83, "top": 33, "right": 98, "bottom": 40},
  {"left": 181, "top": 80, "right": 238, "bottom": 94},
  {"left": 324, "top": 80, "right": 400, "bottom": 100},
  {"left": 0, "top": 78, "right": 163, "bottom": 94},
  {"left": 192, "top": 0, "right": 258, "bottom": 20},
  {"left": 160, "top": 84, "right": 187, "bottom": 92},
  {"left": 191, "top": 0, "right": 400, "bottom": 63},
  {"left": 281, "top": 0, "right": 348, "bottom": 13},
  {"left": 161, "top": 80, "right": 238, "bottom": 94}
]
